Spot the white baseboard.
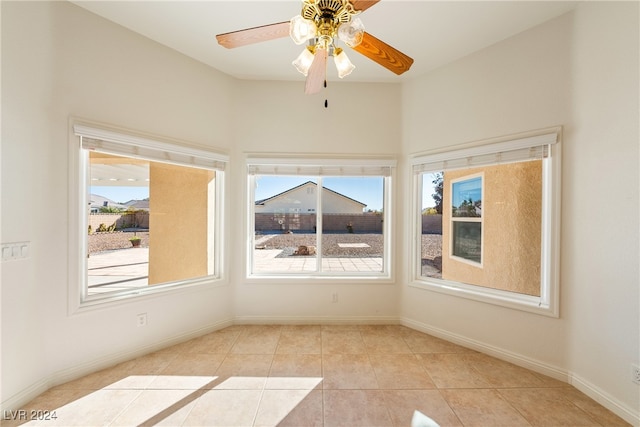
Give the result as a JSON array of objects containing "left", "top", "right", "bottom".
[
  {"left": 1, "top": 318, "right": 233, "bottom": 413},
  {"left": 401, "top": 317, "right": 639, "bottom": 426},
  {"left": 233, "top": 315, "right": 401, "bottom": 325},
  {"left": 400, "top": 317, "right": 568, "bottom": 381},
  {"left": 570, "top": 373, "right": 640, "bottom": 427}
]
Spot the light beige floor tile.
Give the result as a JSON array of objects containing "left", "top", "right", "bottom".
[
  {"left": 276, "top": 327, "right": 321, "bottom": 354},
  {"left": 212, "top": 376, "right": 267, "bottom": 390},
  {"left": 51, "top": 367, "right": 126, "bottom": 391},
  {"left": 11, "top": 325, "right": 628, "bottom": 427},
  {"left": 110, "top": 389, "right": 198, "bottom": 426},
  {"left": 275, "top": 389, "right": 323, "bottom": 427},
  {"left": 103, "top": 374, "right": 157, "bottom": 390},
  {"left": 465, "top": 353, "right": 551, "bottom": 388},
  {"left": 159, "top": 353, "right": 225, "bottom": 376},
  {"left": 230, "top": 326, "right": 281, "bottom": 354},
  {"left": 403, "top": 332, "right": 473, "bottom": 354},
  {"left": 321, "top": 329, "right": 367, "bottom": 354},
  {"left": 269, "top": 354, "right": 322, "bottom": 377},
  {"left": 1, "top": 388, "right": 89, "bottom": 427},
  {"left": 361, "top": 330, "right": 413, "bottom": 354},
  {"left": 323, "top": 389, "right": 393, "bottom": 427},
  {"left": 215, "top": 354, "right": 273, "bottom": 378},
  {"left": 441, "top": 389, "right": 532, "bottom": 427},
  {"left": 561, "top": 388, "right": 631, "bottom": 426},
  {"left": 127, "top": 350, "right": 181, "bottom": 375},
  {"left": 183, "top": 328, "right": 241, "bottom": 354},
  {"left": 181, "top": 389, "right": 262, "bottom": 427},
  {"left": 321, "top": 324, "right": 361, "bottom": 332},
  {"left": 369, "top": 354, "right": 436, "bottom": 389},
  {"left": 153, "top": 398, "right": 200, "bottom": 427},
  {"left": 322, "top": 353, "right": 379, "bottom": 389},
  {"left": 146, "top": 374, "right": 219, "bottom": 390},
  {"left": 417, "top": 353, "right": 492, "bottom": 389},
  {"left": 498, "top": 388, "right": 603, "bottom": 426},
  {"left": 383, "top": 389, "right": 463, "bottom": 427},
  {"left": 254, "top": 389, "right": 320, "bottom": 427},
  {"left": 25, "top": 389, "right": 142, "bottom": 426}
]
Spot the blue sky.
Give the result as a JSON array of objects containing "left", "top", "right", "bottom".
[
  {"left": 255, "top": 176, "right": 385, "bottom": 211},
  {"left": 91, "top": 186, "right": 149, "bottom": 204}
]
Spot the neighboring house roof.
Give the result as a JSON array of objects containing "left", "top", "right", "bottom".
[
  {"left": 124, "top": 199, "right": 150, "bottom": 211},
  {"left": 89, "top": 194, "right": 128, "bottom": 211},
  {"left": 255, "top": 181, "right": 366, "bottom": 208}
]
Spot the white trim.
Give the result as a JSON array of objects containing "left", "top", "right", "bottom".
[
  {"left": 410, "top": 127, "right": 559, "bottom": 165},
  {"left": 410, "top": 127, "right": 561, "bottom": 317},
  {"left": 400, "top": 317, "right": 568, "bottom": 381},
  {"left": 569, "top": 373, "right": 640, "bottom": 426},
  {"left": 246, "top": 155, "right": 396, "bottom": 280},
  {"left": 68, "top": 120, "right": 228, "bottom": 313},
  {"left": 73, "top": 123, "right": 229, "bottom": 165}
]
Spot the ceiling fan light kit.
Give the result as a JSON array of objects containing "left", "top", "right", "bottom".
[{"left": 215, "top": 0, "right": 413, "bottom": 95}]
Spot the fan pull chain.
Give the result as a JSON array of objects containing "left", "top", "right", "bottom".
[{"left": 324, "top": 80, "right": 328, "bottom": 109}]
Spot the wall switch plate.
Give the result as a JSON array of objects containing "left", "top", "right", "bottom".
[{"left": 1, "top": 242, "right": 30, "bottom": 262}]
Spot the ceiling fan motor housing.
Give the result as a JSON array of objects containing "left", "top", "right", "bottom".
[{"left": 302, "top": 0, "right": 357, "bottom": 30}]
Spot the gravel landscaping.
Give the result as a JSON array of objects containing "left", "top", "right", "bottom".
[
  {"left": 88, "top": 231, "right": 149, "bottom": 254},
  {"left": 88, "top": 231, "right": 442, "bottom": 276}
]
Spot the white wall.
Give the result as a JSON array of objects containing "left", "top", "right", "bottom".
[
  {"left": 230, "top": 80, "right": 402, "bottom": 323},
  {"left": 1, "top": 1, "right": 237, "bottom": 407},
  {"left": 400, "top": 3, "right": 639, "bottom": 422}
]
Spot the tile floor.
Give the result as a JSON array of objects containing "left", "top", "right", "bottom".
[{"left": 2, "top": 325, "right": 630, "bottom": 427}]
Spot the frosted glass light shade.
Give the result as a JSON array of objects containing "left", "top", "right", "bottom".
[
  {"left": 292, "top": 48, "right": 315, "bottom": 76},
  {"left": 290, "top": 15, "right": 317, "bottom": 45},
  {"left": 334, "top": 51, "right": 355, "bottom": 78},
  {"left": 337, "top": 17, "right": 364, "bottom": 47}
]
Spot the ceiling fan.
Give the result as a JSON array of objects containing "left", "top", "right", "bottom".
[{"left": 215, "top": 0, "right": 414, "bottom": 95}]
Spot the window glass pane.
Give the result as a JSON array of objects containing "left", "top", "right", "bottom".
[
  {"left": 253, "top": 176, "right": 318, "bottom": 273},
  {"left": 452, "top": 221, "right": 482, "bottom": 262},
  {"left": 251, "top": 173, "right": 388, "bottom": 276},
  {"left": 421, "top": 173, "right": 443, "bottom": 278},
  {"left": 321, "top": 176, "right": 384, "bottom": 273},
  {"left": 87, "top": 151, "right": 216, "bottom": 295},
  {"left": 452, "top": 176, "right": 482, "bottom": 217}
]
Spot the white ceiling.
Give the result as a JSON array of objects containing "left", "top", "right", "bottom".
[{"left": 71, "top": 1, "right": 578, "bottom": 83}]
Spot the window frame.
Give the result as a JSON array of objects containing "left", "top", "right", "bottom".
[
  {"left": 410, "top": 128, "right": 561, "bottom": 317},
  {"left": 245, "top": 155, "right": 396, "bottom": 283},
  {"left": 68, "top": 121, "right": 228, "bottom": 314},
  {"left": 449, "top": 173, "right": 484, "bottom": 267}
]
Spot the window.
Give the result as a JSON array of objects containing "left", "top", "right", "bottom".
[
  {"left": 450, "top": 174, "right": 483, "bottom": 264},
  {"left": 411, "top": 128, "right": 561, "bottom": 316},
  {"left": 247, "top": 157, "right": 395, "bottom": 279},
  {"left": 70, "top": 123, "right": 227, "bottom": 310}
]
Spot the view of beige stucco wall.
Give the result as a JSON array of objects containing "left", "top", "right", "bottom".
[
  {"left": 442, "top": 161, "right": 542, "bottom": 296},
  {"left": 149, "top": 163, "right": 215, "bottom": 284}
]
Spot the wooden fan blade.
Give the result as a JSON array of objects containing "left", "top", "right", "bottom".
[
  {"left": 352, "top": 32, "right": 414, "bottom": 75},
  {"left": 350, "top": 0, "right": 380, "bottom": 12},
  {"left": 305, "top": 48, "right": 328, "bottom": 95},
  {"left": 216, "top": 21, "right": 290, "bottom": 49}
]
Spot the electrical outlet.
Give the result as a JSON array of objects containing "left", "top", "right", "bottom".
[
  {"left": 632, "top": 364, "right": 640, "bottom": 385},
  {"left": 137, "top": 313, "right": 147, "bottom": 327}
]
